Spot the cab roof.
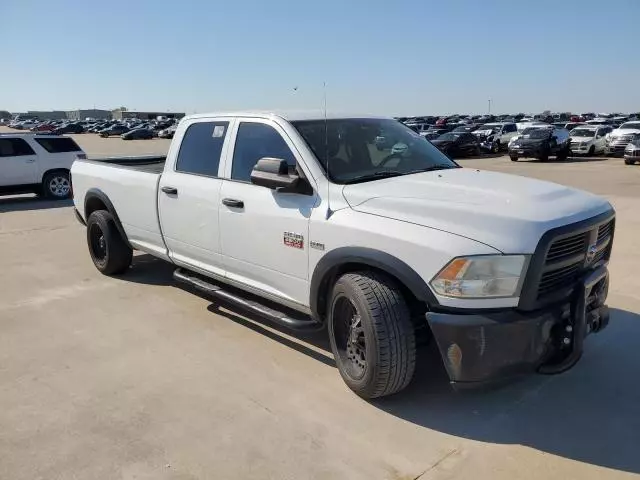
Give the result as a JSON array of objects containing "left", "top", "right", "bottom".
[{"left": 184, "top": 111, "right": 389, "bottom": 122}]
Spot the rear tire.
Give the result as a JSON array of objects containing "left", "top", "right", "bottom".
[
  {"left": 86, "top": 210, "right": 132, "bottom": 275},
  {"left": 510, "top": 155, "right": 518, "bottom": 162},
  {"left": 42, "top": 171, "right": 72, "bottom": 199},
  {"left": 328, "top": 271, "right": 416, "bottom": 399}
]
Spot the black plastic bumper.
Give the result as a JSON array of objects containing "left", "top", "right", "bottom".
[{"left": 426, "top": 266, "right": 610, "bottom": 385}]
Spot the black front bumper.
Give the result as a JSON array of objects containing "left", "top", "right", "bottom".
[
  {"left": 427, "top": 266, "right": 610, "bottom": 385},
  {"left": 509, "top": 146, "right": 543, "bottom": 157}
]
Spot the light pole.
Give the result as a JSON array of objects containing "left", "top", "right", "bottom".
[{"left": 488, "top": 99, "right": 492, "bottom": 114}]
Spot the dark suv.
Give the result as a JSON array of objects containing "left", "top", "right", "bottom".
[{"left": 509, "top": 127, "right": 571, "bottom": 162}]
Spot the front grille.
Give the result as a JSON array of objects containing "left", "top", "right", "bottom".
[
  {"left": 534, "top": 217, "right": 615, "bottom": 302},
  {"left": 545, "top": 232, "right": 588, "bottom": 263},
  {"left": 598, "top": 220, "right": 613, "bottom": 243}
]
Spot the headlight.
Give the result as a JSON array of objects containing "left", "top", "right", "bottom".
[{"left": 430, "top": 255, "right": 527, "bottom": 298}]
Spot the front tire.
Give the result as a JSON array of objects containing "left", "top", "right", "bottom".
[
  {"left": 86, "top": 210, "right": 132, "bottom": 275},
  {"left": 625, "top": 158, "right": 636, "bottom": 165},
  {"left": 588, "top": 145, "right": 595, "bottom": 156},
  {"left": 328, "top": 272, "right": 416, "bottom": 399},
  {"left": 510, "top": 154, "right": 518, "bottom": 162},
  {"left": 42, "top": 171, "right": 71, "bottom": 199}
]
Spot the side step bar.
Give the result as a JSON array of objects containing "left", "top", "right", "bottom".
[{"left": 173, "top": 268, "right": 323, "bottom": 332}]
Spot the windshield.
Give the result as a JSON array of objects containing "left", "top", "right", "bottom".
[
  {"left": 620, "top": 122, "right": 640, "bottom": 130},
  {"left": 436, "top": 133, "right": 461, "bottom": 141},
  {"left": 522, "top": 128, "right": 551, "bottom": 138},
  {"left": 570, "top": 128, "right": 596, "bottom": 137},
  {"left": 478, "top": 124, "right": 499, "bottom": 131},
  {"left": 292, "top": 118, "right": 458, "bottom": 184}
]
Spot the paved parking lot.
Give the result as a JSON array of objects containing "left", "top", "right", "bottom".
[{"left": 1, "top": 129, "right": 639, "bottom": 479}]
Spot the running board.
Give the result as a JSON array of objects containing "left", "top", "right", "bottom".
[{"left": 173, "top": 268, "right": 323, "bottom": 332}]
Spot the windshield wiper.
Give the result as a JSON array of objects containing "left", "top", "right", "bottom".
[
  {"left": 405, "top": 164, "right": 459, "bottom": 174},
  {"left": 343, "top": 165, "right": 458, "bottom": 184},
  {"left": 343, "top": 171, "right": 406, "bottom": 184}
]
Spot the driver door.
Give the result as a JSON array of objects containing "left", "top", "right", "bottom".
[{"left": 218, "top": 119, "right": 318, "bottom": 308}]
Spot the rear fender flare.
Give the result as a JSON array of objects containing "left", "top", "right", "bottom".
[{"left": 83, "top": 188, "right": 132, "bottom": 248}]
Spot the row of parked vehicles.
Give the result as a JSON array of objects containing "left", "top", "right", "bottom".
[
  {"left": 3, "top": 117, "right": 179, "bottom": 140},
  {"left": 398, "top": 115, "right": 640, "bottom": 162}
]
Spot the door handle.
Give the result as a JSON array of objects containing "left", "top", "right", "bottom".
[
  {"left": 222, "top": 198, "right": 244, "bottom": 208},
  {"left": 26, "top": 158, "right": 36, "bottom": 163},
  {"left": 161, "top": 186, "right": 178, "bottom": 195}
]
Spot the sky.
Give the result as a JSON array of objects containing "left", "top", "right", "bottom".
[{"left": 2, "top": 0, "right": 639, "bottom": 116}]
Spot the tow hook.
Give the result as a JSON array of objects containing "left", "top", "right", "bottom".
[{"left": 538, "top": 267, "right": 608, "bottom": 375}]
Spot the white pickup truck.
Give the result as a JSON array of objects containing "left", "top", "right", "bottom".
[
  {"left": 1, "top": 133, "right": 85, "bottom": 198},
  {"left": 71, "top": 112, "right": 615, "bottom": 398}
]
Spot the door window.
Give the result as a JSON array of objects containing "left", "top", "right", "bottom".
[
  {"left": 34, "top": 137, "right": 82, "bottom": 153},
  {"left": 175, "top": 121, "right": 229, "bottom": 177},
  {"left": 0, "top": 138, "right": 36, "bottom": 157},
  {"left": 231, "top": 122, "right": 296, "bottom": 182}
]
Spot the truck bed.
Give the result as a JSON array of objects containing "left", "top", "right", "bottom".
[
  {"left": 87, "top": 155, "right": 166, "bottom": 174},
  {"left": 71, "top": 157, "right": 169, "bottom": 260}
]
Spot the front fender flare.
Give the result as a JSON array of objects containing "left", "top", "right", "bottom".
[{"left": 309, "top": 247, "right": 438, "bottom": 320}]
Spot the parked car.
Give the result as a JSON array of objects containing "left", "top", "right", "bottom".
[
  {"left": 30, "top": 123, "right": 57, "bottom": 132},
  {"left": 472, "top": 122, "right": 518, "bottom": 153},
  {"left": 405, "top": 122, "right": 431, "bottom": 135},
  {"left": 569, "top": 126, "right": 611, "bottom": 156},
  {"left": 423, "top": 128, "right": 449, "bottom": 140},
  {"left": 430, "top": 132, "right": 480, "bottom": 157},
  {"left": 53, "top": 123, "right": 85, "bottom": 134},
  {"left": 121, "top": 128, "right": 154, "bottom": 140},
  {"left": 605, "top": 121, "right": 640, "bottom": 156},
  {"left": 71, "top": 111, "right": 614, "bottom": 399},
  {"left": 99, "top": 125, "right": 130, "bottom": 137},
  {"left": 509, "top": 127, "right": 571, "bottom": 162},
  {"left": 0, "top": 133, "right": 85, "bottom": 198},
  {"left": 623, "top": 136, "right": 640, "bottom": 165},
  {"left": 158, "top": 124, "right": 177, "bottom": 139},
  {"left": 451, "top": 124, "right": 481, "bottom": 133}
]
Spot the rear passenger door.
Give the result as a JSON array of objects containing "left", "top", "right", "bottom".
[
  {"left": 158, "top": 119, "right": 234, "bottom": 276},
  {"left": 0, "top": 138, "right": 38, "bottom": 186}
]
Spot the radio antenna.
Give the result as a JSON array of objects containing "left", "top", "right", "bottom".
[{"left": 324, "top": 81, "right": 333, "bottom": 219}]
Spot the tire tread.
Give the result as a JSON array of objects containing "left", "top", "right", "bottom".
[{"left": 337, "top": 272, "right": 416, "bottom": 398}]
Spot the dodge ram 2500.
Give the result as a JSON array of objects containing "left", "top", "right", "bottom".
[{"left": 71, "top": 112, "right": 615, "bottom": 398}]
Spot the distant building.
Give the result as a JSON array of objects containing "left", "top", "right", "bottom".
[
  {"left": 0, "top": 110, "right": 11, "bottom": 119},
  {"left": 111, "top": 108, "right": 185, "bottom": 120},
  {"left": 27, "top": 110, "right": 67, "bottom": 120},
  {"left": 66, "top": 109, "right": 111, "bottom": 120}
]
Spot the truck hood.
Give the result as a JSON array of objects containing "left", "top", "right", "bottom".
[
  {"left": 342, "top": 169, "right": 611, "bottom": 253},
  {"left": 611, "top": 128, "right": 640, "bottom": 137}
]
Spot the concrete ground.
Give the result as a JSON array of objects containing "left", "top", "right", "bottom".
[{"left": 1, "top": 129, "right": 639, "bottom": 479}]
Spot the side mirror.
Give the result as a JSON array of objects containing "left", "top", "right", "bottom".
[{"left": 250, "top": 157, "right": 303, "bottom": 193}]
